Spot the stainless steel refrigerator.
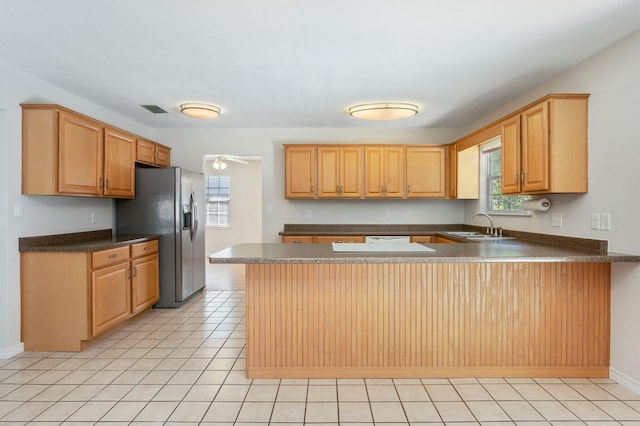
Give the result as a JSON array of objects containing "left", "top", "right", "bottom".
[{"left": 116, "top": 167, "right": 205, "bottom": 308}]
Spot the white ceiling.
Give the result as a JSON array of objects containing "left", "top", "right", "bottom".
[{"left": 1, "top": 1, "right": 639, "bottom": 129}]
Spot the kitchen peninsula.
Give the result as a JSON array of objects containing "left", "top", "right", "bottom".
[{"left": 210, "top": 229, "right": 640, "bottom": 379}]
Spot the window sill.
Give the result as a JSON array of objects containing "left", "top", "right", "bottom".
[
  {"left": 487, "top": 211, "right": 533, "bottom": 217},
  {"left": 207, "top": 225, "right": 231, "bottom": 229}
]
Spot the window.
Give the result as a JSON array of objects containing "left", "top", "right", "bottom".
[
  {"left": 205, "top": 175, "right": 230, "bottom": 226},
  {"left": 480, "top": 138, "right": 530, "bottom": 214}
]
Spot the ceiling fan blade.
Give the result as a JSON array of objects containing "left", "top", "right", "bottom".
[{"left": 225, "top": 157, "right": 250, "bottom": 165}]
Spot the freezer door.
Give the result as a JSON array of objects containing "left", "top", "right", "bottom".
[{"left": 178, "top": 169, "right": 205, "bottom": 301}]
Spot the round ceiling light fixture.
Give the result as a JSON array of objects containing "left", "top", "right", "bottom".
[
  {"left": 347, "top": 102, "right": 419, "bottom": 121},
  {"left": 179, "top": 103, "right": 221, "bottom": 119}
]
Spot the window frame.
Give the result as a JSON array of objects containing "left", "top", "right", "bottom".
[
  {"left": 205, "top": 175, "right": 231, "bottom": 227},
  {"left": 479, "top": 137, "right": 531, "bottom": 217}
]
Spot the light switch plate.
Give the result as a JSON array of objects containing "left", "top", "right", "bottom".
[
  {"left": 552, "top": 213, "right": 563, "bottom": 227},
  {"left": 600, "top": 212, "right": 611, "bottom": 230},
  {"left": 591, "top": 213, "right": 600, "bottom": 230}
]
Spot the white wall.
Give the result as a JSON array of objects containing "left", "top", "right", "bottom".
[
  {"left": 461, "top": 30, "right": 640, "bottom": 391},
  {"left": 0, "top": 62, "right": 154, "bottom": 358},
  {"left": 151, "top": 127, "right": 466, "bottom": 244},
  {"left": 205, "top": 158, "right": 263, "bottom": 254}
]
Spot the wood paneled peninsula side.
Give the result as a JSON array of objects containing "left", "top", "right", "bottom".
[{"left": 210, "top": 238, "right": 640, "bottom": 379}]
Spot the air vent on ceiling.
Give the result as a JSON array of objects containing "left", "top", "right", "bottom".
[{"left": 140, "top": 105, "right": 168, "bottom": 114}]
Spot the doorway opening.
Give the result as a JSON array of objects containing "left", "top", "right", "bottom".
[{"left": 202, "top": 154, "right": 262, "bottom": 291}]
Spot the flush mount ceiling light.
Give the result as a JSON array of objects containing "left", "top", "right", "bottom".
[
  {"left": 179, "top": 103, "right": 221, "bottom": 119},
  {"left": 347, "top": 102, "right": 419, "bottom": 121}
]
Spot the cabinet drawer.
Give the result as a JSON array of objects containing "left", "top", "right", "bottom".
[
  {"left": 316, "top": 235, "right": 365, "bottom": 243},
  {"left": 131, "top": 240, "right": 158, "bottom": 258},
  {"left": 92, "top": 246, "right": 130, "bottom": 269},
  {"left": 282, "top": 235, "right": 315, "bottom": 243}
]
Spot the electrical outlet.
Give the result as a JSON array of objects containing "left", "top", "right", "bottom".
[
  {"left": 591, "top": 213, "right": 600, "bottom": 230},
  {"left": 385, "top": 211, "right": 391, "bottom": 220},
  {"left": 14, "top": 204, "right": 23, "bottom": 218},
  {"left": 306, "top": 210, "right": 312, "bottom": 219},
  {"left": 551, "top": 213, "right": 563, "bottom": 227},
  {"left": 600, "top": 212, "right": 611, "bottom": 230},
  {"left": 91, "top": 212, "right": 97, "bottom": 224},
  {"left": 266, "top": 204, "right": 272, "bottom": 214}
]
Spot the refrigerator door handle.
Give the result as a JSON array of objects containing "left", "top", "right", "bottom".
[{"left": 191, "top": 192, "right": 198, "bottom": 242}]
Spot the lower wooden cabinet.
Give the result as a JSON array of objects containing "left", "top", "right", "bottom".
[
  {"left": 315, "top": 235, "right": 365, "bottom": 243},
  {"left": 92, "top": 261, "right": 131, "bottom": 337},
  {"left": 131, "top": 241, "right": 160, "bottom": 315},
  {"left": 21, "top": 240, "right": 159, "bottom": 351},
  {"left": 282, "top": 235, "right": 316, "bottom": 243},
  {"left": 436, "top": 236, "right": 459, "bottom": 243},
  {"left": 410, "top": 235, "right": 433, "bottom": 243}
]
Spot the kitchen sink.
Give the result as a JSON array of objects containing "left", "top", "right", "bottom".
[{"left": 443, "top": 231, "right": 482, "bottom": 236}]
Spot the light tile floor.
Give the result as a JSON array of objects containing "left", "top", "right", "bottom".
[{"left": 2, "top": 289, "right": 640, "bottom": 425}]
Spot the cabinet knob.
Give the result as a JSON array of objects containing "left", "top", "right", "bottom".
[
  {"left": 407, "top": 185, "right": 411, "bottom": 194},
  {"left": 108, "top": 254, "right": 118, "bottom": 259}
]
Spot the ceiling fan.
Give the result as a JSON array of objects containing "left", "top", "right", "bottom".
[{"left": 206, "top": 154, "right": 251, "bottom": 170}]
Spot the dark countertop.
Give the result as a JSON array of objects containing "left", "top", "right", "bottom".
[
  {"left": 209, "top": 241, "right": 640, "bottom": 264},
  {"left": 279, "top": 223, "right": 611, "bottom": 251},
  {"left": 19, "top": 229, "right": 159, "bottom": 252}
]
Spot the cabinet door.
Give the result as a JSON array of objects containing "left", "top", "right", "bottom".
[
  {"left": 383, "top": 146, "right": 405, "bottom": 198},
  {"left": 155, "top": 144, "right": 171, "bottom": 167},
  {"left": 339, "top": 146, "right": 363, "bottom": 198},
  {"left": 317, "top": 147, "right": 340, "bottom": 198},
  {"left": 131, "top": 254, "right": 159, "bottom": 315},
  {"left": 521, "top": 102, "right": 550, "bottom": 193},
  {"left": 449, "top": 143, "right": 458, "bottom": 198},
  {"left": 410, "top": 235, "right": 433, "bottom": 243},
  {"left": 104, "top": 128, "right": 135, "bottom": 198},
  {"left": 364, "top": 146, "right": 384, "bottom": 197},
  {"left": 136, "top": 138, "right": 156, "bottom": 165},
  {"left": 92, "top": 262, "right": 131, "bottom": 337},
  {"left": 285, "top": 146, "right": 316, "bottom": 198},
  {"left": 500, "top": 115, "right": 521, "bottom": 194},
  {"left": 58, "top": 111, "right": 103, "bottom": 195},
  {"left": 406, "top": 146, "right": 445, "bottom": 198}
]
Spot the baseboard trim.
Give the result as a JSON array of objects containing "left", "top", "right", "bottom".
[
  {"left": 0, "top": 342, "right": 24, "bottom": 359},
  {"left": 610, "top": 367, "right": 640, "bottom": 395}
]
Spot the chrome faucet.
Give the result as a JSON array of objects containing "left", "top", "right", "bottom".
[{"left": 471, "top": 212, "right": 495, "bottom": 235}]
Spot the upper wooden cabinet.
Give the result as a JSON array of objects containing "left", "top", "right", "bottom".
[
  {"left": 22, "top": 104, "right": 168, "bottom": 198},
  {"left": 285, "top": 144, "right": 450, "bottom": 199},
  {"left": 317, "top": 146, "right": 363, "bottom": 198},
  {"left": 104, "top": 127, "right": 135, "bottom": 198},
  {"left": 136, "top": 138, "right": 171, "bottom": 168},
  {"left": 285, "top": 145, "right": 316, "bottom": 198},
  {"left": 449, "top": 144, "right": 480, "bottom": 199},
  {"left": 500, "top": 95, "right": 589, "bottom": 194},
  {"left": 364, "top": 146, "right": 405, "bottom": 198},
  {"left": 56, "top": 110, "right": 104, "bottom": 196},
  {"left": 405, "top": 146, "right": 446, "bottom": 198}
]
